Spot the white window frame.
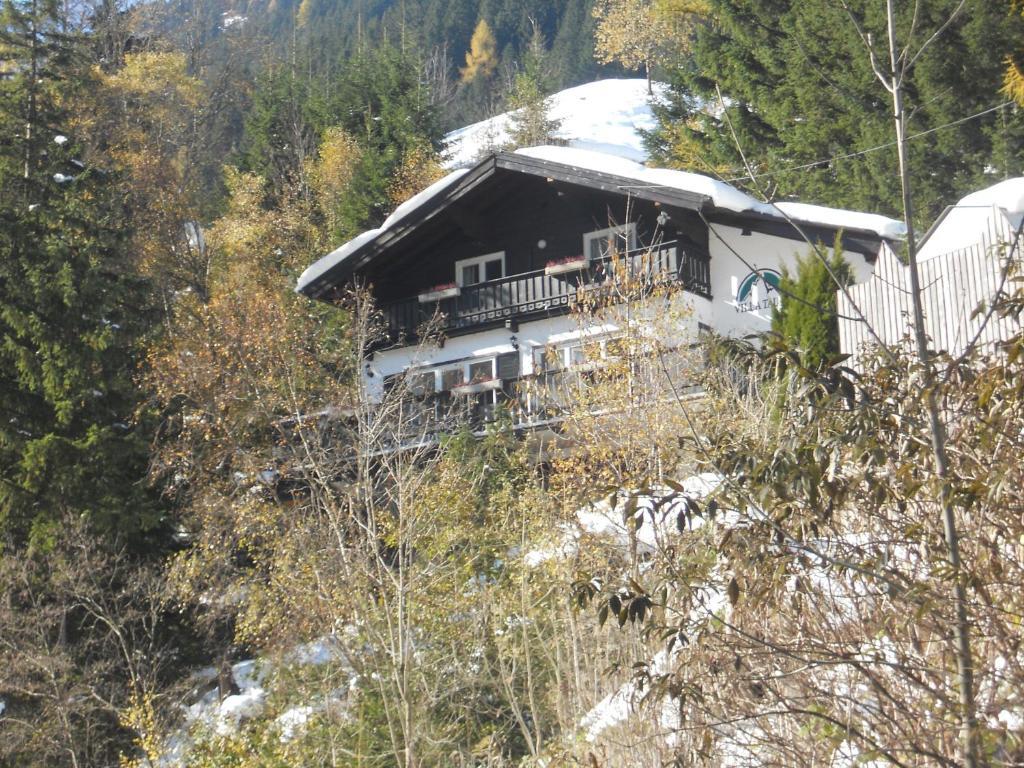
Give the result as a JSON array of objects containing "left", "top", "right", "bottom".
[
  {"left": 454, "top": 251, "right": 505, "bottom": 287},
  {"left": 533, "top": 335, "right": 621, "bottom": 374},
  {"left": 583, "top": 223, "right": 636, "bottom": 262},
  {"left": 412, "top": 357, "right": 499, "bottom": 392}
]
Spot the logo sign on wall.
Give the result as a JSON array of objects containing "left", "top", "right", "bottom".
[{"left": 734, "top": 269, "right": 781, "bottom": 314}]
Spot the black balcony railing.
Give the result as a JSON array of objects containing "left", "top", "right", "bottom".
[{"left": 377, "top": 241, "right": 710, "bottom": 346}]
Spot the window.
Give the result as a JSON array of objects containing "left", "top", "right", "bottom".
[
  {"left": 468, "top": 359, "right": 494, "bottom": 382},
  {"left": 583, "top": 224, "right": 636, "bottom": 263},
  {"left": 406, "top": 354, "right": 521, "bottom": 427},
  {"left": 410, "top": 373, "right": 435, "bottom": 399},
  {"left": 440, "top": 367, "right": 464, "bottom": 391},
  {"left": 534, "top": 337, "right": 620, "bottom": 373},
  {"left": 455, "top": 252, "right": 505, "bottom": 286}
]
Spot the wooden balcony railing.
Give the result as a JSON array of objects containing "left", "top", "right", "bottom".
[{"left": 377, "top": 241, "right": 710, "bottom": 346}]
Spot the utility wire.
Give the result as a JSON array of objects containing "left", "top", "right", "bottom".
[{"left": 722, "top": 101, "right": 1016, "bottom": 183}]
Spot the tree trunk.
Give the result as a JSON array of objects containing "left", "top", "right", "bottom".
[{"left": 885, "top": 2, "right": 979, "bottom": 764}]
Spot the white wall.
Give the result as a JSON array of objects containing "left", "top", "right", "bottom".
[{"left": 700, "top": 223, "right": 874, "bottom": 339}]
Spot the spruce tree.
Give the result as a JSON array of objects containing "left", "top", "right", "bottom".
[
  {"left": 505, "top": 26, "right": 563, "bottom": 149},
  {"left": 648, "top": 0, "right": 1024, "bottom": 224},
  {"left": 0, "top": 0, "right": 158, "bottom": 547},
  {"left": 771, "top": 242, "right": 851, "bottom": 370}
]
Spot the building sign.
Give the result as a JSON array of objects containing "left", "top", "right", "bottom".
[{"left": 734, "top": 269, "right": 781, "bottom": 314}]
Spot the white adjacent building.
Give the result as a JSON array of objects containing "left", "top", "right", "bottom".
[{"left": 839, "top": 178, "right": 1024, "bottom": 362}]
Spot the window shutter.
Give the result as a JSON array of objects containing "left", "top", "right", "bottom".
[{"left": 496, "top": 352, "right": 520, "bottom": 380}]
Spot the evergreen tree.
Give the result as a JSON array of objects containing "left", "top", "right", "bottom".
[
  {"left": 0, "top": 0, "right": 158, "bottom": 547},
  {"left": 505, "top": 26, "right": 563, "bottom": 149},
  {"left": 237, "top": 64, "right": 331, "bottom": 198},
  {"left": 648, "top": 0, "right": 1024, "bottom": 223},
  {"left": 329, "top": 42, "right": 443, "bottom": 236},
  {"left": 771, "top": 241, "right": 851, "bottom": 370}
]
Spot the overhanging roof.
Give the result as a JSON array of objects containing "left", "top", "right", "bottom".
[{"left": 297, "top": 148, "right": 904, "bottom": 300}]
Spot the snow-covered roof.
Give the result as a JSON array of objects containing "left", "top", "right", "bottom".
[
  {"left": 918, "top": 177, "right": 1024, "bottom": 259},
  {"left": 297, "top": 145, "right": 905, "bottom": 297},
  {"left": 517, "top": 147, "right": 907, "bottom": 240},
  {"left": 296, "top": 169, "right": 469, "bottom": 293},
  {"left": 443, "top": 78, "right": 667, "bottom": 168},
  {"left": 957, "top": 177, "right": 1024, "bottom": 219}
]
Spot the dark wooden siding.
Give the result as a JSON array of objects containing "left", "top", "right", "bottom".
[{"left": 368, "top": 171, "right": 707, "bottom": 303}]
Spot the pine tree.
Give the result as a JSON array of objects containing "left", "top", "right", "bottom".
[
  {"left": 0, "top": 0, "right": 158, "bottom": 547},
  {"left": 505, "top": 25, "right": 563, "bottom": 149},
  {"left": 315, "top": 42, "right": 441, "bottom": 236},
  {"left": 460, "top": 18, "right": 498, "bottom": 83},
  {"left": 771, "top": 241, "right": 851, "bottom": 370},
  {"left": 648, "top": 0, "right": 1024, "bottom": 223}
]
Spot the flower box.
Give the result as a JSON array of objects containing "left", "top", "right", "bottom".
[
  {"left": 545, "top": 256, "right": 588, "bottom": 276},
  {"left": 418, "top": 284, "right": 460, "bottom": 303},
  {"left": 451, "top": 377, "right": 503, "bottom": 396}
]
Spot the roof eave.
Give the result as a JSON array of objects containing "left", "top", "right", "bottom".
[{"left": 297, "top": 152, "right": 715, "bottom": 299}]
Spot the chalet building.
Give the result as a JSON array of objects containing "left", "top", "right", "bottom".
[
  {"left": 839, "top": 177, "right": 1024, "bottom": 363},
  {"left": 297, "top": 147, "right": 903, "bottom": 429}
]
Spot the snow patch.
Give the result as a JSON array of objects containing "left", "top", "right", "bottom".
[
  {"left": 443, "top": 78, "right": 667, "bottom": 167},
  {"left": 525, "top": 473, "right": 722, "bottom": 566},
  {"left": 160, "top": 633, "right": 355, "bottom": 765},
  {"left": 221, "top": 12, "right": 246, "bottom": 28}
]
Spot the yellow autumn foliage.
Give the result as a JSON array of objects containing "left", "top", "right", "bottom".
[
  {"left": 1006, "top": 3, "right": 1024, "bottom": 106},
  {"left": 386, "top": 143, "right": 445, "bottom": 207},
  {"left": 593, "top": 0, "right": 707, "bottom": 78},
  {"left": 306, "top": 127, "right": 362, "bottom": 233},
  {"left": 460, "top": 19, "right": 498, "bottom": 83}
]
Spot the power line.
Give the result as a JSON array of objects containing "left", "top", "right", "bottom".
[{"left": 722, "top": 101, "right": 1016, "bottom": 183}]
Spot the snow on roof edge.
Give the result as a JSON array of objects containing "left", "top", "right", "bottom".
[
  {"left": 516, "top": 146, "right": 906, "bottom": 240},
  {"left": 296, "top": 146, "right": 906, "bottom": 295},
  {"left": 296, "top": 168, "right": 470, "bottom": 293}
]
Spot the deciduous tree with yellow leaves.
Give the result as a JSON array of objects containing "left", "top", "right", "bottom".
[
  {"left": 593, "top": 0, "right": 707, "bottom": 93},
  {"left": 460, "top": 18, "right": 498, "bottom": 84}
]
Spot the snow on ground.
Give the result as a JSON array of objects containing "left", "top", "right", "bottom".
[
  {"left": 523, "top": 473, "right": 731, "bottom": 744},
  {"left": 443, "top": 78, "right": 667, "bottom": 168},
  {"left": 159, "top": 634, "right": 353, "bottom": 765},
  {"left": 579, "top": 648, "right": 680, "bottom": 743},
  {"left": 524, "top": 472, "right": 722, "bottom": 567}
]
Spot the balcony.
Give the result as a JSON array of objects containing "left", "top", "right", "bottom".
[
  {"left": 380, "top": 345, "right": 705, "bottom": 448},
  {"left": 377, "top": 241, "right": 710, "bottom": 346}
]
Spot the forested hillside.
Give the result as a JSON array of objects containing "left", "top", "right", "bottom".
[
  {"left": 3, "top": 0, "right": 1024, "bottom": 765},
  {"left": 646, "top": 0, "right": 1024, "bottom": 223},
  {"left": 139, "top": 0, "right": 611, "bottom": 129}
]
